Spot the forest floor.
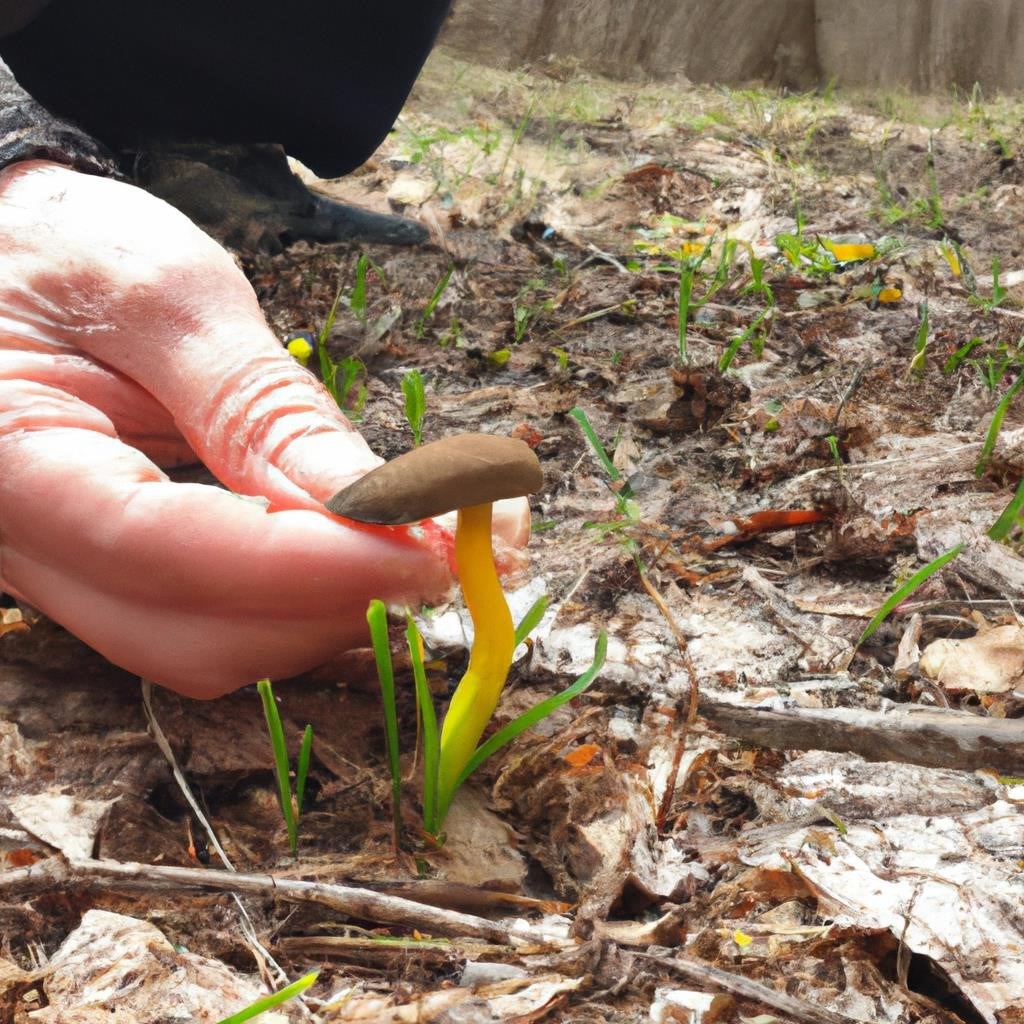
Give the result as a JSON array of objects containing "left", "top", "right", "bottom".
[{"left": 3, "top": 49, "right": 1024, "bottom": 1024}]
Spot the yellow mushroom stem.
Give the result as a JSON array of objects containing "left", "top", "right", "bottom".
[{"left": 437, "top": 501, "right": 515, "bottom": 805}]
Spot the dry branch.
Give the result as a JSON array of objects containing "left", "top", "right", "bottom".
[
  {"left": 633, "top": 950, "right": 863, "bottom": 1024},
  {"left": 700, "top": 700, "right": 1024, "bottom": 774},
  {"left": 0, "top": 856, "right": 566, "bottom": 947}
]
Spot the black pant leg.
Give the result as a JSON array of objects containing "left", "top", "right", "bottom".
[{"left": 0, "top": 0, "right": 452, "bottom": 177}]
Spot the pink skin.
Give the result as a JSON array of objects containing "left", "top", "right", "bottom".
[{"left": 0, "top": 161, "right": 529, "bottom": 697}]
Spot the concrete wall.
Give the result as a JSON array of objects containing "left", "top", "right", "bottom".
[{"left": 441, "top": 0, "right": 1024, "bottom": 93}]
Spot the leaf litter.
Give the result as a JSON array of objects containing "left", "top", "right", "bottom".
[{"left": 3, "top": 49, "right": 1024, "bottom": 1023}]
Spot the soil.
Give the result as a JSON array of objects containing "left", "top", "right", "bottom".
[{"left": 3, "top": 50, "right": 1024, "bottom": 1024}]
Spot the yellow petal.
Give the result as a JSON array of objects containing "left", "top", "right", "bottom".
[
  {"left": 733, "top": 929, "right": 753, "bottom": 948},
  {"left": 286, "top": 336, "right": 314, "bottom": 366},
  {"left": 940, "top": 242, "right": 962, "bottom": 277},
  {"left": 821, "top": 238, "right": 875, "bottom": 262},
  {"left": 876, "top": 286, "right": 902, "bottom": 303}
]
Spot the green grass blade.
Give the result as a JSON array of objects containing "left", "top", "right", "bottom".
[
  {"left": 988, "top": 477, "right": 1024, "bottom": 541},
  {"left": 568, "top": 406, "right": 623, "bottom": 484},
  {"left": 908, "top": 300, "right": 929, "bottom": 375},
  {"left": 416, "top": 264, "right": 455, "bottom": 337},
  {"left": 350, "top": 254, "right": 369, "bottom": 321},
  {"left": 448, "top": 632, "right": 607, "bottom": 805},
  {"left": 857, "top": 544, "right": 964, "bottom": 646},
  {"left": 216, "top": 970, "right": 319, "bottom": 1024},
  {"left": 942, "top": 336, "right": 983, "bottom": 375},
  {"left": 295, "top": 724, "right": 313, "bottom": 816},
  {"left": 976, "top": 370, "right": 1024, "bottom": 477},
  {"left": 405, "top": 614, "right": 440, "bottom": 835},
  {"left": 256, "top": 679, "right": 298, "bottom": 857},
  {"left": 402, "top": 369, "right": 427, "bottom": 446},
  {"left": 514, "top": 595, "right": 549, "bottom": 648},
  {"left": 368, "top": 600, "right": 403, "bottom": 846},
  {"left": 718, "top": 309, "right": 769, "bottom": 372},
  {"left": 317, "top": 288, "right": 345, "bottom": 403},
  {"left": 335, "top": 355, "right": 367, "bottom": 418},
  {"left": 678, "top": 262, "right": 694, "bottom": 365}
]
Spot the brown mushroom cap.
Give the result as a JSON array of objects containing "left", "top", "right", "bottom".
[{"left": 325, "top": 433, "right": 543, "bottom": 525}]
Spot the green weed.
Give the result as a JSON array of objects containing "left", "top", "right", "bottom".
[
  {"left": 989, "top": 477, "right": 1024, "bottom": 542},
  {"left": 718, "top": 309, "right": 771, "bottom": 372},
  {"left": 401, "top": 369, "right": 427, "bottom": 446},
  {"left": 942, "top": 336, "right": 984, "bottom": 375},
  {"left": 216, "top": 971, "right": 318, "bottom": 1024},
  {"left": 367, "top": 601, "right": 403, "bottom": 847},
  {"left": 969, "top": 255, "right": 1008, "bottom": 312},
  {"left": 741, "top": 255, "right": 776, "bottom": 306},
  {"left": 415, "top": 265, "right": 455, "bottom": 338},
  {"left": 256, "top": 680, "right": 313, "bottom": 857},
  {"left": 907, "top": 301, "right": 930, "bottom": 376},
  {"left": 315, "top": 289, "right": 368, "bottom": 418},
  {"left": 369, "top": 598, "right": 603, "bottom": 840},
  {"left": 512, "top": 279, "right": 552, "bottom": 342},
  {"left": 568, "top": 406, "right": 637, "bottom": 519},
  {"left": 976, "top": 369, "right": 1024, "bottom": 477},
  {"left": 858, "top": 544, "right": 965, "bottom": 646}
]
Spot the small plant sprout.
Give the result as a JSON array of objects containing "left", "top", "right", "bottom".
[
  {"left": 857, "top": 543, "right": 964, "bottom": 647},
  {"left": 314, "top": 290, "right": 368, "bottom": 418},
  {"left": 970, "top": 255, "right": 1009, "bottom": 312},
  {"left": 718, "top": 308, "right": 771, "bottom": 373},
  {"left": 907, "top": 301, "right": 930, "bottom": 377},
  {"left": 676, "top": 235, "right": 715, "bottom": 364},
  {"left": 741, "top": 254, "right": 775, "bottom": 306},
  {"left": 401, "top": 369, "right": 427, "bottom": 446},
  {"left": 989, "top": 477, "right": 1024, "bottom": 542},
  {"left": 415, "top": 264, "right": 455, "bottom": 338},
  {"left": 512, "top": 279, "right": 552, "bottom": 343},
  {"left": 215, "top": 970, "right": 318, "bottom": 1024},
  {"left": 825, "top": 434, "right": 845, "bottom": 479},
  {"left": 346, "top": 253, "right": 375, "bottom": 323},
  {"left": 327, "top": 434, "right": 560, "bottom": 835},
  {"left": 256, "top": 680, "right": 313, "bottom": 857},
  {"left": 976, "top": 369, "right": 1024, "bottom": 477},
  {"left": 366, "top": 601, "right": 404, "bottom": 846},
  {"left": 568, "top": 406, "right": 637, "bottom": 520}
]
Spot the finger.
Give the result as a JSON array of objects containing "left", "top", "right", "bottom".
[
  {"left": 0, "top": 161, "right": 380, "bottom": 510},
  {"left": 0, "top": 403, "right": 453, "bottom": 697},
  {"left": 0, "top": 162, "right": 535, "bottom": 549},
  {"left": 0, "top": 349, "right": 195, "bottom": 466}
]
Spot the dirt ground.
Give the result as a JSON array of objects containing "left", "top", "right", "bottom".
[{"left": 3, "top": 51, "right": 1024, "bottom": 1024}]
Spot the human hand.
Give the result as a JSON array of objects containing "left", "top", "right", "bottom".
[{"left": 0, "top": 161, "right": 528, "bottom": 696}]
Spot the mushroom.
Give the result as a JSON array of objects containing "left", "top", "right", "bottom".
[{"left": 326, "top": 433, "right": 543, "bottom": 809}]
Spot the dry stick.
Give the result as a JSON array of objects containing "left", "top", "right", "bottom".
[
  {"left": 632, "top": 950, "right": 861, "bottom": 1024},
  {"left": 638, "top": 570, "right": 699, "bottom": 830},
  {"left": 141, "top": 681, "right": 234, "bottom": 871},
  {"left": 783, "top": 441, "right": 983, "bottom": 489},
  {"left": 141, "top": 682, "right": 296, "bottom": 1003},
  {"left": 0, "top": 857, "right": 564, "bottom": 947},
  {"left": 699, "top": 701, "right": 1024, "bottom": 775}
]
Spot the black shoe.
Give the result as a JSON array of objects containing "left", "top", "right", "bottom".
[{"left": 133, "top": 140, "right": 427, "bottom": 253}]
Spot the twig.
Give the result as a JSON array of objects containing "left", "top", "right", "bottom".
[
  {"left": 142, "top": 682, "right": 296, "bottom": 1001},
  {"left": 637, "top": 571, "right": 700, "bottom": 831},
  {"left": 632, "top": 950, "right": 862, "bottom": 1024},
  {"left": 579, "top": 243, "right": 632, "bottom": 275},
  {"left": 0, "top": 857, "right": 567, "bottom": 947},
  {"left": 699, "top": 700, "right": 1024, "bottom": 774},
  {"left": 141, "top": 681, "right": 234, "bottom": 871},
  {"left": 783, "top": 441, "right": 982, "bottom": 488},
  {"left": 828, "top": 362, "right": 870, "bottom": 434}
]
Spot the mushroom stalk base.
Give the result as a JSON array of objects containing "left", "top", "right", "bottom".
[{"left": 437, "top": 502, "right": 515, "bottom": 815}]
